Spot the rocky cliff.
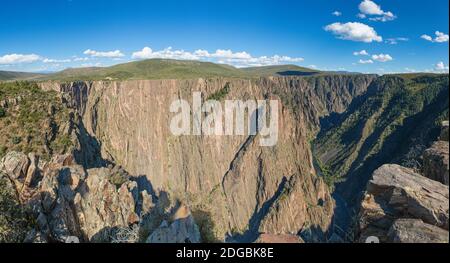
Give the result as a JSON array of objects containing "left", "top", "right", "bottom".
[
  {"left": 35, "top": 74, "right": 375, "bottom": 241},
  {"left": 314, "top": 74, "right": 449, "bottom": 203}
]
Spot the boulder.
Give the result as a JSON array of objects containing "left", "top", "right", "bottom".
[
  {"left": 358, "top": 164, "right": 449, "bottom": 242},
  {"left": 388, "top": 219, "right": 449, "bottom": 243},
  {"left": 0, "top": 151, "right": 30, "bottom": 180},
  {"left": 422, "top": 141, "right": 449, "bottom": 185},
  {"left": 146, "top": 205, "right": 201, "bottom": 243}
]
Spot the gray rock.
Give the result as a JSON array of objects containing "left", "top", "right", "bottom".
[
  {"left": 388, "top": 219, "right": 449, "bottom": 243},
  {"left": 358, "top": 164, "right": 449, "bottom": 242},
  {"left": 422, "top": 141, "right": 449, "bottom": 185},
  {"left": 0, "top": 151, "right": 30, "bottom": 180},
  {"left": 146, "top": 205, "right": 201, "bottom": 243},
  {"left": 367, "top": 164, "right": 448, "bottom": 229},
  {"left": 24, "top": 153, "right": 39, "bottom": 188},
  {"left": 24, "top": 229, "right": 48, "bottom": 243}
]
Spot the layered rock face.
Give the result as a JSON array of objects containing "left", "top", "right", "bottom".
[
  {"left": 423, "top": 140, "right": 449, "bottom": 185},
  {"left": 39, "top": 75, "right": 374, "bottom": 241}
]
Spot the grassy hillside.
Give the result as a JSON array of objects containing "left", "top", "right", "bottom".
[
  {"left": 3, "top": 60, "right": 321, "bottom": 81},
  {"left": 314, "top": 74, "right": 449, "bottom": 201},
  {"left": 45, "top": 59, "right": 251, "bottom": 81},
  {"left": 0, "top": 71, "right": 45, "bottom": 81},
  {"left": 12, "top": 59, "right": 318, "bottom": 81}
]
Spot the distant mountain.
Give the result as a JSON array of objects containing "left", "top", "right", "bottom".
[
  {"left": 0, "top": 71, "right": 46, "bottom": 81},
  {"left": 4, "top": 59, "right": 322, "bottom": 82},
  {"left": 241, "top": 64, "right": 320, "bottom": 76},
  {"left": 45, "top": 59, "right": 250, "bottom": 81}
]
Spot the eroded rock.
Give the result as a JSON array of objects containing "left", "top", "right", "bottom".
[
  {"left": 388, "top": 219, "right": 449, "bottom": 243},
  {"left": 146, "top": 205, "right": 201, "bottom": 243},
  {"left": 358, "top": 164, "right": 449, "bottom": 242},
  {"left": 423, "top": 141, "right": 449, "bottom": 185}
]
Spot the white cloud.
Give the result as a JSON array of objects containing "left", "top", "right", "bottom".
[
  {"left": 324, "top": 22, "right": 382, "bottom": 42},
  {"left": 421, "top": 34, "right": 433, "bottom": 41},
  {"left": 212, "top": 49, "right": 252, "bottom": 59},
  {"left": 435, "top": 61, "right": 449, "bottom": 72},
  {"left": 0, "top": 53, "right": 41, "bottom": 64},
  {"left": 358, "top": 59, "right": 374, "bottom": 64},
  {"left": 435, "top": 31, "right": 449, "bottom": 42},
  {"left": 421, "top": 31, "right": 449, "bottom": 43},
  {"left": 132, "top": 47, "right": 198, "bottom": 60},
  {"left": 371, "top": 54, "right": 393, "bottom": 62},
  {"left": 357, "top": 13, "right": 366, "bottom": 19},
  {"left": 359, "top": 0, "right": 383, "bottom": 15},
  {"left": 358, "top": 0, "right": 396, "bottom": 22},
  {"left": 369, "top": 11, "right": 396, "bottom": 22},
  {"left": 353, "top": 50, "right": 369, "bottom": 56},
  {"left": 132, "top": 47, "right": 153, "bottom": 59},
  {"left": 83, "top": 49, "right": 125, "bottom": 58},
  {"left": 131, "top": 46, "right": 304, "bottom": 67},
  {"left": 43, "top": 58, "right": 71, "bottom": 63},
  {"left": 73, "top": 57, "right": 90, "bottom": 61},
  {"left": 332, "top": 11, "right": 342, "bottom": 17},
  {"left": 386, "top": 37, "right": 409, "bottom": 44},
  {"left": 80, "top": 62, "right": 102, "bottom": 67}
]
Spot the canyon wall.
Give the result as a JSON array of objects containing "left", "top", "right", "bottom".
[{"left": 40, "top": 75, "right": 375, "bottom": 240}]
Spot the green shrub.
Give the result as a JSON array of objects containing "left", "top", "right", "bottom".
[
  {"left": 0, "top": 146, "right": 6, "bottom": 158},
  {"left": 207, "top": 82, "right": 231, "bottom": 101},
  {"left": 0, "top": 176, "right": 30, "bottom": 242},
  {"left": 11, "top": 137, "right": 22, "bottom": 145}
]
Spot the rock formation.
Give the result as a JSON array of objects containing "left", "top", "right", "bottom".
[
  {"left": 422, "top": 140, "right": 449, "bottom": 185},
  {"left": 146, "top": 205, "right": 201, "bottom": 243},
  {"left": 387, "top": 219, "right": 449, "bottom": 243},
  {"left": 357, "top": 122, "right": 450, "bottom": 243}
]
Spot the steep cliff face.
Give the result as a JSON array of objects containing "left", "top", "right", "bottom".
[
  {"left": 315, "top": 75, "right": 449, "bottom": 203},
  {"left": 39, "top": 74, "right": 375, "bottom": 241}
]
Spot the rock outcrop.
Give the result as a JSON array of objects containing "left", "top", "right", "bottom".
[
  {"left": 0, "top": 151, "right": 159, "bottom": 242},
  {"left": 146, "top": 205, "right": 201, "bottom": 243},
  {"left": 387, "top": 219, "right": 449, "bottom": 243},
  {"left": 358, "top": 164, "right": 449, "bottom": 243},
  {"left": 423, "top": 141, "right": 449, "bottom": 185}
]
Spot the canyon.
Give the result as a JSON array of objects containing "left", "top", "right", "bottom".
[{"left": 0, "top": 67, "right": 448, "bottom": 243}]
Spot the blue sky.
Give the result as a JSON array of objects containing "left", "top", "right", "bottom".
[{"left": 0, "top": 0, "right": 448, "bottom": 73}]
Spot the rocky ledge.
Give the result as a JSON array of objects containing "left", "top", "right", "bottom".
[{"left": 357, "top": 122, "right": 450, "bottom": 243}]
